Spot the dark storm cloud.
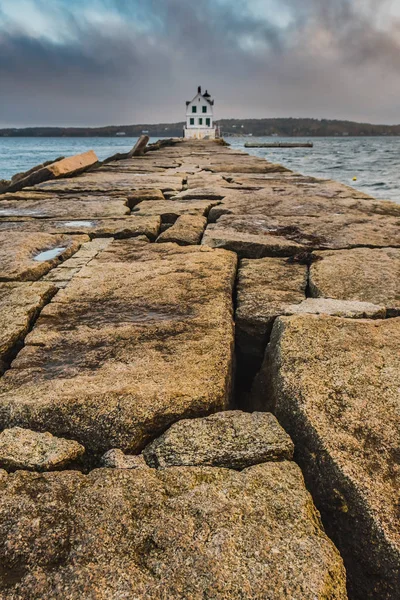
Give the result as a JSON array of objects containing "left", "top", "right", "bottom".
[{"left": 0, "top": 0, "right": 399, "bottom": 126}]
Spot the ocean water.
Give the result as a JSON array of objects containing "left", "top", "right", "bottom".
[{"left": 0, "top": 135, "right": 399, "bottom": 203}]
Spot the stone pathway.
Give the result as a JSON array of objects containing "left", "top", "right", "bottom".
[{"left": 0, "top": 138, "right": 398, "bottom": 599}]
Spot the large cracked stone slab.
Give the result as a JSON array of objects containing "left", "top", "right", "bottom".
[
  {"left": 0, "top": 427, "right": 85, "bottom": 471},
  {"left": 143, "top": 410, "right": 294, "bottom": 469},
  {"left": 258, "top": 315, "right": 400, "bottom": 599},
  {"left": 310, "top": 247, "right": 400, "bottom": 316},
  {"left": 0, "top": 216, "right": 160, "bottom": 241},
  {"left": 207, "top": 183, "right": 400, "bottom": 220},
  {"left": 156, "top": 215, "right": 207, "bottom": 245},
  {"left": 202, "top": 213, "right": 400, "bottom": 258},
  {"left": 0, "top": 463, "right": 347, "bottom": 599},
  {"left": 0, "top": 282, "right": 56, "bottom": 373},
  {"left": 0, "top": 194, "right": 129, "bottom": 219},
  {"left": 0, "top": 232, "right": 88, "bottom": 281},
  {"left": 0, "top": 241, "right": 237, "bottom": 454}
]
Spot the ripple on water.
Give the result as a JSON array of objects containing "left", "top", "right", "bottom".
[{"left": 34, "top": 247, "right": 67, "bottom": 261}]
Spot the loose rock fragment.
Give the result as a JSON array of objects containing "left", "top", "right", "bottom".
[
  {"left": 100, "top": 449, "right": 148, "bottom": 469},
  {"left": 0, "top": 427, "right": 85, "bottom": 471},
  {"left": 156, "top": 214, "right": 207, "bottom": 245},
  {"left": 143, "top": 410, "right": 294, "bottom": 469}
]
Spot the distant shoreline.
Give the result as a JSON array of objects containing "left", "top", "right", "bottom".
[{"left": 1, "top": 117, "right": 400, "bottom": 138}]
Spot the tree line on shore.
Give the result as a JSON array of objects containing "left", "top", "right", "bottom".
[{"left": 1, "top": 117, "right": 399, "bottom": 138}]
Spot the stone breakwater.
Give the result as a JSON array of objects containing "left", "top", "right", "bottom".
[{"left": 0, "top": 138, "right": 398, "bottom": 599}]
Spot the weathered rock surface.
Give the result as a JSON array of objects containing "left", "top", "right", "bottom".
[
  {"left": 133, "top": 198, "right": 219, "bottom": 222},
  {"left": 310, "top": 247, "right": 400, "bottom": 316},
  {"left": 284, "top": 297, "right": 385, "bottom": 318},
  {"left": 0, "top": 232, "right": 88, "bottom": 281},
  {"left": 258, "top": 315, "right": 400, "bottom": 599},
  {"left": 0, "top": 282, "right": 56, "bottom": 373},
  {"left": 0, "top": 240, "right": 237, "bottom": 454},
  {"left": 202, "top": 213, "right": 400, "bottom": 257},
  {"left": 156, "top": 214, "right": 207, "bottom": 245},
  {"left": 0, "top": 427, "right": 85, "bottom": 471},
  {"left": 0, "top": 193, "right": 130, "bottom": 219},
  {"left": 2, "top": 151, "right": 98, "bottom": 193},
  {"left": 236, "top": 257, "right": 307, "bottom": 366},
  {"left": 0, "top": 215, "right": 160, "bottom": 240},
  {"left": 100, "top": 449, "right": 148, "bottom": 469},
  {"left": 143, "top": 410, "right": 294, "bottom": 469},
  {"left": 0, "top": 464, "right": 347, "bottom": 599}
]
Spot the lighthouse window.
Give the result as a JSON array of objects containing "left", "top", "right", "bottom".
[
  {"left": 199, "top": 118, "right": 203, "bottom": 125},
  {"left": 190, "top": 118, "right": 195, "bottom": 125},
  {"left": 206, "top": 118, "right": 211, "bottom": 126},
  {"left": 202, "top": 106, "right": 207, "bottom": 113},
  {"left": 192, "top": 106, "right": 197, "bottom": 113}
]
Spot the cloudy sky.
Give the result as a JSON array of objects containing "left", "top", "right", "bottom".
[{"left": 1, "top": 0, "right": 400, "bottom": 127}]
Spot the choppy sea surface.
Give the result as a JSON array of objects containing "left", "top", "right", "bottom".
[{"left": 0, "top": 135, "right": 399, "bottom": 203}]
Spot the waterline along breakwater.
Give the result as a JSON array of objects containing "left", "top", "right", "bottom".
[{"left": 0, "top": 138, "right": 398, "bottom": 599}]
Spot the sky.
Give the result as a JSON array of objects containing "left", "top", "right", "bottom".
[{"left": 1, "top": 0, "right": 400, "bottom": 127}]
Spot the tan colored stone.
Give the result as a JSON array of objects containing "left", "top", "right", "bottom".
[
  {"left": 0, "top": 427, "right": 84, "bottom": 471},
  {"left": 258, "top": 315, "right": 400, "bottom": 599},
  {"left": 156, "top": 215, "right": 207, "bottom": 245},
  {"left": 310, "top": 247, "right": 400, "bottom": 316},
  {"left": 0, "top": 282, "right": 56, "bottom": 372},
  {"left": 0, "top": 215, "right": 160, "bottom": 241},
  {"left": 100, "top": 449, "right": 148, "bottom": 469},
  {"left": 236, "top": 257, "right": 307, "bottom": 366},
  {"left": 0, "top": 232, "right": 88, "bottom": 281},
  {"left": 0, "top": 464, "right": 347, "bottom": 599},
  {"left": 133, "top": 198, "right": 219, "bottom": 222},
  {"left": 0, "top": 240, "right": 237, "bottom": 454},
  {"left": 0, "top": 194, "right": 129, "bottom": 219},
  {"left": 202, "top": 213, "right": 400, "bottom": 258},
  {"left": 143, "top": 410, "right": 294, "bottom": 469},
  {"left": 284, "top": 297, "right": 385, "bottom": 318},
  {"left": 2, "top": 151, "right": 98, "bottom": 193}
]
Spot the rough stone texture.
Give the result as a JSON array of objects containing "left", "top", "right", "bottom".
[
  {"left": 2, "top": 151, "right": 99, "bottom": 193},
  {"left": 100, "top": 449, "right": 148, "bottom": 469},
  {"left": 0, "top": 240, "right": 237, "bottom": 454},
  {"left": 202, "top": 213, "right": 400, "bottom": 258},
  {"left": 0, "top": 282, "right": 56, "bottom": 373},
  {"left": 206, "top": 181, "right": 400, "bottom": 220},
  {"left": 0, "top": 232, "right": 88, "bottom": 281},
  {"left": 236, "top": 257, "right": 307, "bottom": 367},
  {"left": 0, "top": 427, "right": 85, "bottom": 471},
  {"left": 258, "top": 315, "right": 400, "bottom": 599},
  {"left": 143, "top": 410, "right": 294, "bottom": 469},
  {"left": 310, "top": 247, "right": 400, "bottom": 316},
  {"left": 0, "top": 216, "right": 160, "bottom": 240},
  {"left": 133, "top": 198, "right": 219, "bottom": 222},
  {"left": 0, "top": 194, "right": 129, "bottom": 219},
  {"left": 156, "top": 215, "right": 207, "bottom": 245},
  {"left": 0, "top": 463, "right": 347, "bottom": 599},
  {"left": 284, "top": 297, "right": 385, "bottom": 318}
]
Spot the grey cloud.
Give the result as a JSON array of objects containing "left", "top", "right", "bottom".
[{"left": 0, "top": 0, "right": 399, "bottom": 126}]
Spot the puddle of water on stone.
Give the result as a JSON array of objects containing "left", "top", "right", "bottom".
[
  {"left": 34, "top": 247, "right": 67, "bottom": 261},
  {"left": 60, "top": 221, "right": 95, "bottom": 227}
]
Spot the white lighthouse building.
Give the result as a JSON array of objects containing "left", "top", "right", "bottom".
[{"left": 184, "top": 86, "right": 217, "bottom": 140}]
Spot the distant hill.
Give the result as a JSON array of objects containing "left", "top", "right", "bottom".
[{"left": 1, "top": 118, "right": 400, "bottom": 137}]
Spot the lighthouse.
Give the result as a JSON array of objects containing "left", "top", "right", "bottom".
[{"left": 184, "top": 86, "right": 217, "bottom": 140}]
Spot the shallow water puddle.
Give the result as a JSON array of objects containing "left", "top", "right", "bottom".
[
  {"left": 60, "top": 221, "right": 94, "bottom": 227},
  {"left": 34, "top": 247, "right": 67, "bottom": 261}
]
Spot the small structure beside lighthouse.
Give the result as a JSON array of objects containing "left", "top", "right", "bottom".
[{"left": 184, "top": 86, "right": 217, "bottom": 140}]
